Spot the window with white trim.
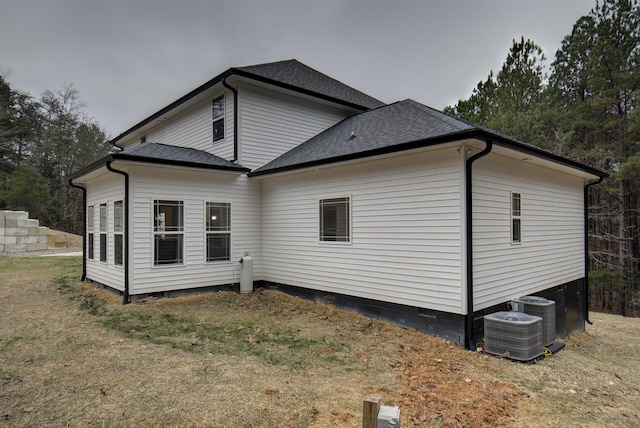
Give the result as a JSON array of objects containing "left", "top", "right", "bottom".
[
  {"left": 511, "top": 192, "right": 522, "bottom": 244},
  {"left": 154, "top": 200, "right": 183, "bottom": 265},
  {"left": 87, "top": 205, "right": 94, "bottom": 260},
  {"left": 114, "top": 200, "right": 123, "bottom": 266},
  {"left": 206, "top": 202, "right": 231, "bottom": 262},
  {"left": 212, "top": 95, "right": 224, "bottom": 143},
  {"left": 99, "top": 203, "right": 107, "bottom": 262},
  {"left": 319, "top": 197, "right": 351, "bottom": 242}
]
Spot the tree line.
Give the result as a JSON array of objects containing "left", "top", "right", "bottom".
[
  {"left": 0, "top": 77, "right": 111, "bottom": 234},
  {"left": 445, "top": 0, "right": 640, "bottom": 316}
]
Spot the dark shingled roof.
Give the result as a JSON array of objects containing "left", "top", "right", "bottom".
[
  {"left": 114, "top": 142, "right": 248, "bottom": 171},
  {"left": 111, "top": 59, "right": 384, "bottom": 145},
  {"left": 251, "top": 100, "right": 472, "bottom": 174},
  {"left": 234, "top": 60, "right": 385, "bottom": 110},
  {"left": 70, "top": 142, "right": 249, "bottom": 181},
  {"left": 250, "top": 99, "right": 606, "bottom": 178}
]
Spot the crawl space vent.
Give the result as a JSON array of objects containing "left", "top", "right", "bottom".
[
  {"left": 484, "top": 311, "right": 543, "bottom": 361},
  {"left": 512, "top": 296, "right": 556, "bottom": 346}
]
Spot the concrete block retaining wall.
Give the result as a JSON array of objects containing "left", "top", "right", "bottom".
[{"left": 0, "top": 211, "right": 49, "bottom": 253}]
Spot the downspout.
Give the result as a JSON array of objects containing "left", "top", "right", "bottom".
[
  {"left": 464, "top": 139, "right": 493, "bottom": 350},
  {"left": 584, "top": 176, "right": 604, "bottom": 325},
  {"left": 221, "top": 78, "right": 238, "bottom": 162},
  {"left": 68, "top": 180, "right": 87, "bottom": 282},
  {"left": 106, "top": 161, "right": 130, "bottom": 304}
]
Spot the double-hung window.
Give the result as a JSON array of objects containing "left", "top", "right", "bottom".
[
  {"left": 206, "top": 202, "right": 231, "bottom": 262},
  {"left": 212, "top": 95, "right": 224, "bottom": 143},
  {"left": 319, "top": 197, "right": 351, "bottom": 242},
  {"left": 99, "top": 203, "right": 107, "bottom": 262},
  {"left": 511, "top": 192, "right": 522, "bottom": 244},
  {"left": 87, "top": 205, "right": 94, "bottom": 260},
  {"left": 114, "top": 200, "right": 123, "bottom": 266},
  {"left": 154, "top": 200, "right": 184, "bottom": 265}
]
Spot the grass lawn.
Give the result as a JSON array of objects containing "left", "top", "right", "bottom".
[{"left": 1, "top": 256, "right": 638, "bottom": 427}]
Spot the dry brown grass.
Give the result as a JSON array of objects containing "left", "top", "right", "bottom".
[{"left": 1, "top": 256, "right": 639, "bottom": 427}]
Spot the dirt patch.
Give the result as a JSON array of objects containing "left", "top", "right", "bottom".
[{"left": 1, "top": 256, "right": 639, "bottom": 427}]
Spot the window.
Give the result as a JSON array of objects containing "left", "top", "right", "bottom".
[
  {"left": 511, "top": 192, "right": 522, "bottom": 244},
  {"left": 114, "top": 200, "right": 123, "bottom": 266},
  {"left": 87, "top": 205, "right": 94, "bottom": 260},
  {"left": 319, "top": 197, "right": 351, "bottom": 242},
  {"left": 212, "top": 95, "right": 224, "bottom": 143},
  {"left": 206, "top": 202, "right": 231, "bottom": 262},
  {"left": 99, "top": 203, "right": 107, "bottom": 262},
  {"left": 154, "top": 200, "right": 183, "bottom": 265}
]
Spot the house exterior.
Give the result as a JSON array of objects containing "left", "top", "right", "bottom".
[{"left": 70, "top": 59, "right": 605, "bottom": 348}]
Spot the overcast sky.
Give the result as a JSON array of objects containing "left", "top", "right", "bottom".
[{"left": 1, "top": 0, "right": 594, "bottom": 138}]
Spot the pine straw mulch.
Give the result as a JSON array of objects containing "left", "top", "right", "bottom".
[{"left": 389, "top": 333, "right": 523, "bottom": 427}]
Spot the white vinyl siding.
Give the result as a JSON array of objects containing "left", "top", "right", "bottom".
[
  {"left": 85, "top": 173, "right": 126, "bottom": 291},
  {"left": 145, "top": 91, "right": 234, "bottom": 160},
  {"left": 262, "top": 147, "right": 465, "bottom": 314},
  {"left": 128, "top": 165, "right": 261, "bottom": 295},
  {"left": 472, "top": 154, "right": 586, "bottom": 311},
  {"left": 238, "top": 84, "right": 351, "bottom": 170}
]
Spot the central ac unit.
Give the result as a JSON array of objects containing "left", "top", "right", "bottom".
[
  {"left": 484, "top": 311, "right": 543, "bottom": 361},
  {"left": 512, "top": 296, "right": 556, "bottom": 346}
]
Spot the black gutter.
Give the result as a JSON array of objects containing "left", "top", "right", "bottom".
[
  {"left": 249, "top": 129, "right": 606, "bottom": 179},
  {"left": 230, "top": 68, "right": 383, "bottom": 111},
  {"left": 221, "top": 78, "right": 239, "bottom": 162},
  {"left": 69, "top": 152, "right": 250, "bottom": 183},
  {"left": 249, "top": 130, "right": 482, "bottom": 177},
  {"left": 68, "top": 180, "right": 87, "bottom": 282},
  {"left": 464, "top": 140, "right": 493, "bottom": 350},
  {"left": 112, "top": 153, "right": 250, "bottom": 172},
  {"left": 106, "top": 161, "right": 130, "bottom": 305},
  {"left": 584, "top": 176, "right": 605, "bottom": 325}
]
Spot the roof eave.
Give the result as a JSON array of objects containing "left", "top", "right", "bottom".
[
  {"left": 249, "top": 130, "right": 478, "bottom": 177},
  {"left": 110, "top": 69, "right": 234, "bottom": 146},
  {"left": 114, "top": 153, "right": 250, "bottom": 173},
  {"left": 478, "top": 129, "right": 608, "bottom": 179},
  {"left": 249, "top": 129, "right": 608, "bottom": 179},
  {"left": 70, "top": 153, "right": 250, "bottom": 183},
  {"left": 69, "top": 154, "right": 115, "bottom": 182},
  {"left": 231, "top": 68, "right": 381, "bottom": 111},
  {"left": 110, "top": 66, "right": 380, "bottom": 147}
]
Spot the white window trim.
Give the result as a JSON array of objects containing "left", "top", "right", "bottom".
[
  {"left": 114, "top": 200, "right": 124, "bottom": 268},
  {"left": 99, "top": 203, "right": 107, "bottom": 263},
  {"left": 204, "top": 201, "right": 232, "bottom": 263},
  {"left": 87, "top": 205, "right": 94, "bottom": 260},
  {"left": 152, "top": 199, "right": 185, "bottom": 267},
  {"left": 318, "top": 196, "right": 352, "bottom": 245},
  {"left": 511, "top": 191, "right": 522, "bottom": 245},
  {"left": 212, "top": 94, "right": 225, "bottom": 143}
]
